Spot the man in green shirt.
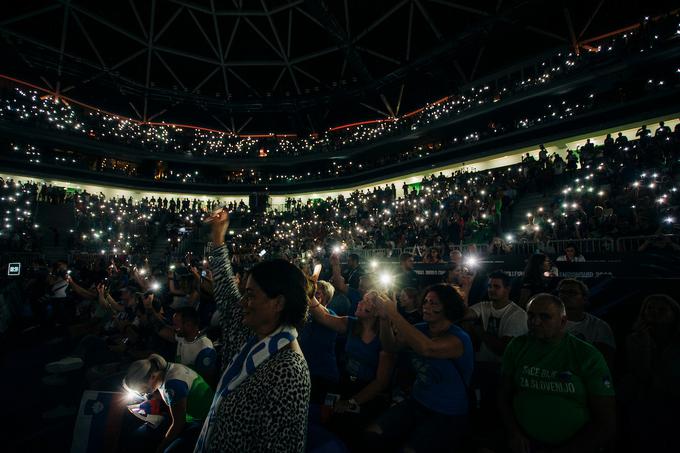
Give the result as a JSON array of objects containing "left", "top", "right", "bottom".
[{"left": 499, "top": 293, "right": 615, "bottom": 453}]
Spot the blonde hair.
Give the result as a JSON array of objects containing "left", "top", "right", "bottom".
[{"left": 316, "top": 280, "right": 335, "bottom": 304}]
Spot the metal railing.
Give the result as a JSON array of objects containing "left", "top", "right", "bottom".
[
  {"left": 0, "top": 251, "right": 45, "bottom": 266},
  {"left": 546, "top": 238, "right": 615, "bottom": 254},
  {"left": 615, "top": 234, "right": 680, "bottom": 252}
]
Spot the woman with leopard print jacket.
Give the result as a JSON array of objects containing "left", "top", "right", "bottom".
[{"left": 195, "top": 209, "right": 311, "bottom": 453}]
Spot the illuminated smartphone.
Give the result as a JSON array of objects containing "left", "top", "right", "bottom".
[{"left": 313, "top": 264, "right": 322, "bottom": 279}]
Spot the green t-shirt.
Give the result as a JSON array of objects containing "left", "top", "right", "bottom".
[{"left": 502, "top": 333, "right": 615, "bottom": 445}]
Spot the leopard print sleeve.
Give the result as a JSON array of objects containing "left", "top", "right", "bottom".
[{"left": 210, "top": 243, "right": 251, "bottom": 370}]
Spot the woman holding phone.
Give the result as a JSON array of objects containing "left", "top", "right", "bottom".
[{"left": 369, "top": 284, "right": 473, "bottom": 453}]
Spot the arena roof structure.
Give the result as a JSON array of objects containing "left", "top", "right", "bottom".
[{"left": 2, "top": 0, "right": 677, "bottom": 135}]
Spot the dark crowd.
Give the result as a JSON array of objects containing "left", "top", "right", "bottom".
[{"left": 0, "top": 124, "right": 678, "bottom": 452}]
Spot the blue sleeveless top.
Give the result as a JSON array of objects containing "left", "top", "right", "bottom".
[
  {"left": 409, "top": 323, "right": 473, "bottom": 415},
  {"left": 344, "top": 317, "right": 381, "bottom": 383}
]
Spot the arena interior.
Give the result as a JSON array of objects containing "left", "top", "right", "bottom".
[{"left": 1, "top": 1, "right": 679, "bottom": 452}]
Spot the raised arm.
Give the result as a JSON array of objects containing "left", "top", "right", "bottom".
[
  {"left": 381, "top": 296, "right": 463, "bottom": 359},
  {"left": 66, "top": 275, "right": 97, "bottom": 300},
  {"left": 208, "top": 209, "right": 250, "bottom": 367},
  {"left": 307, "top": 295, "right": 349, "bottom": 334},
  {"left": 329, "top": 253, "right": 349, "bottom": 294}
]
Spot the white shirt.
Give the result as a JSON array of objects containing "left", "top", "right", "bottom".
[
  {"left": 470, "top": 301, "right": 528, "bottom": 363},
  {"left": 175, "top": 334, "right": 217, "bottom": 373},
  {"left": 556, "top": 255, "right": 586, "bottom": 262},
  {"left": 566, "top": 312, "right": 616, "bottom": 349}
]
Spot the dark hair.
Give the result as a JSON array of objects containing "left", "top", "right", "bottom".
[
  {"left": 348, "top": 253, "right": 360, "bottom": 263},
  {"left": 557, "top": 278, "right": 588, "bottom": 298},
  {"left": 175, "top": 306, "right": 200, "bottom": 326},
  {"left": 401, "top": 287, "right": 419, "bottom": 301},
  {"left": 249, "top": 259, "right": 310, "bottom": 327},
  {"left": 488, "top": 270, "right": 511, "bottom": 288},
  {"left": 635, "top": 294, "right": 680, "bottom": 335},
  {"left": 564, "top": 243, "right": 579, "bottom": 253},
  {"left": 399, "top": 252, "right": 413, "bottom": 263},
  {"left": 523, "top": 253, "right": 548, "bottom": 284},
  {"left": 423, "top": 284, "right": 465, "bottom": 322}
]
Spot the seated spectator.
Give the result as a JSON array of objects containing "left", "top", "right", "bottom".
[
  {"left": 464, "top": 271, "right": 527, "bottom": 364},
  {"left": 622, "top": 294, "right": 680, "bottom": 451},
  {"left": 449, "top": 249, "right": 463, "bottom": 265},
  {"left": 298, "top": 281, "right": 340, "bottom": 404},
  {"left": 500, "top": 294, "right": 616, "bottom": 453},
  {"left": 342, "top": 253, "right": 365, "bottom": 290},
  {"left": 167, "top": 267, "right": 200, "bottom": 310},
  {"left": 323, "top": 280, "right": 351, "bottom": 317},
  {"left": 154, "top": 306, "right": 217, "bottom": 387},
  {"left": 123, "top": 354, "right": 214, "bottom": 453},
  {"left": 396, "top": 252, "right": 421, "bottom": 291},
  {"left": 367, "top": 284, "right": 472, "bottom": 453},
  {"left": 557, "top": 279, "right": 616, "bottom": 368},
  {"left": 488, "top": 237, "right": 512, "bottom": 255},
  {"left": 462, "top": 270, "right": 527, "bottom": 441},
  {"left": 518, "top": 253, "right": 558, "bottom": 308},
  {"left": 397, "top": 287, "right": 422, "bottom": 325},
  {"left": 638, "top": 232, "right": 680, "bottom": 252},
  {"left": 556, "top": 243, "right": 586, "bottom": 262},
  {"left": 423, "top": 247, "right": 443, "bottom": 264},
  {"left": 307, "top": 290, "right": 395, "bottom": 446},
  {"left": 446, "top": 264, "right": 475, "bottom": 306},
  {"left": 330, "top": 253, "right": 375, "bottom": 312}
]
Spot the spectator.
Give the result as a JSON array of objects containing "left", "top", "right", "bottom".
[
  {"left": 615, "top": 132, "right": 628, "bottom": 146},
  {"left": 370, "top": 284, "right": 472, "bottom": 453},
  {"left": 488, "top": 237, "right": 512, "bottom": 255},
  {"left": 446, "top": 264, "right": 475, "bottom": 306},
  {"left": 518, "top": 253, "right": 558, "bottom": 308},
  {"left": 463, "top": 271, "right": 527, "bottom": 425},
  {"left": 557, "top": 279, "right": 616, "bottom": 369},
  {"left": 449, "top": 249, "right": 463, "bottom": 265},
  {"left": 396, "top": 252, "right": 421, "bottom": 291},
  {"left": 154, "top": 306, "right": 217, "bottom": 386},
  {"left": 343, "top": 253, "right": 365, "bottom": 290},
  {"left": 654, "top": 121, "right": 671, "bottom": 138},
  {"left": 397, "top": 287, "right": 422, "bottom": 325},
  {"left": 464, "top": 271, "right": 527, "bottom": 364},
  {"left": 556, "top": 243, "right": 586, "bottom": 262},
  {"left": 500, "top": 294, "right": 616, "bottom": 453},
  {"left": 298, "top": 280, "right": 340, "bottom": 404},
  {"left": 307, "top": 289, "right": 395, "bottom": 445},
  {"left": 194, "top": 209, "right": 311, "bottom": 452},
  {"left": 622, "top": 294, "right": 680, "bottom": 451},
  {"left": 324, "top": 280, "right": 351, "bottom": 317},
  {"left": 123, "top": 354, "right": 214, "bottom": 452},
  {"left": 168, "top": 268, "right": 200, "bottom": 310},
  {"left": 423, "top": 247, "right": 443, "bottom": 264}
]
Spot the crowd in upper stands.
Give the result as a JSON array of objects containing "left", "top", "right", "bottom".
[{"left": 1, "top": 14, "right": 676, "bottom": 170}]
